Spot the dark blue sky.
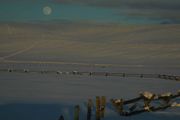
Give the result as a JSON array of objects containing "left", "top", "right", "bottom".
[{"left": 0, "top": 0, "right": 180, "bottom": 24}]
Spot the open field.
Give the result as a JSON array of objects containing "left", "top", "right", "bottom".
[
  {"left": 0, "top": 22, "right": 180, "bottom": 119},
  {"left": 0, "top": 22, "right": 180, "bottom": 67},
  {"left": 0, "top": 67, "right": 180, "bottom": 120}
]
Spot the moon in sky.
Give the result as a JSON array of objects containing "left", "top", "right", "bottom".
[{"left": 43, "top": 6, "right": 52, "bottom": 15}]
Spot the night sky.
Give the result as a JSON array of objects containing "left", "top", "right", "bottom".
[{"left": 0, "top": 0, "right": 180, "bottom": 24}]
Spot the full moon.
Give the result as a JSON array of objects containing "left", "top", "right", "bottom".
[{"left": 43, "top": 6, "right": 52, "bottom": 15}]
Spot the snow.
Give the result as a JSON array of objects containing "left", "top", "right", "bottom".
[{"left": 0, "top": 64, "right": 179, "bottom": 120}]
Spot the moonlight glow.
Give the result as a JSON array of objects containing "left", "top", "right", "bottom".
[{"left": 43, "top": 6, "right": 52, "bottom": 15}]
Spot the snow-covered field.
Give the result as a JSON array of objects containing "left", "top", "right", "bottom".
[
  {"left": 0, "top": 23, "right": 180, "bottom": 119},
  {"left": 0, "top": 64, "right": 179, "bottom": 120}
]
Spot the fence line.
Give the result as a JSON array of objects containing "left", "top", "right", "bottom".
[
  {"left": 58, "top": 91, "right": 180, "bottom": 119},
  {"left": 0, "top": 68, "right": 179, "bottom": 81}
]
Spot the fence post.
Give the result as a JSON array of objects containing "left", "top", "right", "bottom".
[
  {"left": 101, "top": 96, "right": 106, "bottom": 118},
  {"left": 96, "top": 96, "right": 101, "bottom": 120},
  {"left": 123, "top": 73, "right": 125, "bottom": 77},
  {"left": 58, "top": 115, "right": 64, "bottom": 120},
  {"left": 87, "top": 99, "right": 93, "bottom": 120},
  {"left": 74, "top": 105, "right": 80, "bottom": 120}
]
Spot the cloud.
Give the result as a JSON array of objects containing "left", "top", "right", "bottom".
[
  {"left": 53, "top": 0, "right": 180, "bottom": 10},
  {"left": 53, "top": 0, "right": 180, "bottom": 23},
  {"left": 118, "top": 8, "right": 180, "bottom": 24}
]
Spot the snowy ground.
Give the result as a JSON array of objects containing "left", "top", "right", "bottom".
[
  {"left": 0, "top": 23, "right": 180, "bottom": 120},
  {"left": 0, "top": 64, "right": 179, "bottom": 120}
]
